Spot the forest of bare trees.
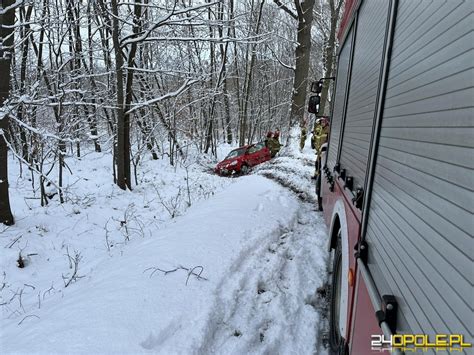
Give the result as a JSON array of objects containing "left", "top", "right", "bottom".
[{"left": 0, "top": 0, "right": 344, "bottom": 225}]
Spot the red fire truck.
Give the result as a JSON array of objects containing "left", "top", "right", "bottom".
[{"left": 310, "top": 0, "right": 473, "bottom": 353}]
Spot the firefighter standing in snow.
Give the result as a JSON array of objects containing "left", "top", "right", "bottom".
[
  {"left": 266, "top": 131, "right": 281, "bottom": 158},
  {"left": 264, "top": 131, "right": 273, "bottom": 149},
  {"left": 268, "top": 128, "right": 281, "bottom": 158},
  {"left": 311, "top": 118, "right": 329, "bottom": 178}
]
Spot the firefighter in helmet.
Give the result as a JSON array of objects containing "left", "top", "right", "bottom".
[
  {"left": 311, "top": 118, "right": 330, "bottom": 178},
  {"left": 273, "top": 128, "right": 280, "bottom": 140},
  {"left": 265, "top": 130, "right": 280, "bottom": 158},
  {"left": 264, "top": 131, "right": 273, "bottom": 148},
  {"left": 272, "top": 129, "right": 281, "bottom": 157}
]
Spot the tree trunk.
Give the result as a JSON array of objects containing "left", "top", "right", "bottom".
[
  {"left": 121, "top": 0, "right": 143, "bottom": 189},
  {"left": 239, "top": 0, "right": 265, "bottom": 146},
  {"left": 110, "top": 0, "right": 128, "bottom": 190},
  {"left": 319, "top": 0, "right": 344, "bottom": 115},
  {"left": 289, "top": 0, "right": 315, "bottom": 126},
  {"left": 221, "top": 0, "right": 232, "bottom": 144},
  {"left": 0, "top": 0, "right": 16, "bottom": 225},
  {"left": 17, "top": 5, "right": 32, "bottom": 161}
]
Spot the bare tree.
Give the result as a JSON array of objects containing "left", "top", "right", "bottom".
[
  {"left": 238, "top": 0, "right": 265, "bottom": 146},
  {"left": 109, "top": 0, "right": 131, "bottom": 190},
  {"left": 0, "top": 0, "right": 331, "bottom": 215},
  {"left": 316, "top": 0, "right": 345, "bottom": 115},
  {"left": 0, "top": 0, "right": 16, "bottom": 225},
  {"left": 273, "top": 0, "right": 316, "bottom": 127}
]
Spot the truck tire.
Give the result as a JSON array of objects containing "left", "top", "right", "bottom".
[
  {"left": 329, "top": 232, "right": 346, "bottom": 354},
  {"left": 316, "top": 174, "right": 323, "bottom": 211},
  {"left": 315, "top": 156, "right": 323, "bottom": 211}
]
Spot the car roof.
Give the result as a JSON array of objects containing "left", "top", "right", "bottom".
[
  {"left": 231, "top": 142, "right": 266, "bottom": 152},
  {"left": 232, "top": 145, "right": 250, "bottom": 150}
]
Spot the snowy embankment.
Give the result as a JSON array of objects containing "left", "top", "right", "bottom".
[
  {"left": 1, "top": 134, "right": 329, "bottom": 354},
  {"left": 255, "top": 127, "right": 317, "bottom": 203}
]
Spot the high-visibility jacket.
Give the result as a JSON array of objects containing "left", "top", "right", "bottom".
[
  {"left": 312, "top": 124, "right": 329, "bottom": 152},
  {"left": 267, "top": 137, "right": 281, "bottom": 157}
]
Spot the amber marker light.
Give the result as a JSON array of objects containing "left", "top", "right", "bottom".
[{"left": 348, "top": 268, "right": 354, "bottom": 287}]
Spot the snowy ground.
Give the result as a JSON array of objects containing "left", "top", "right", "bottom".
[{"left": 0, "top": 133, "right": 329, "bottom": 354}]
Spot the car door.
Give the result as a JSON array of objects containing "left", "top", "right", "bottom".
[
  {"left": 245, "top": 145, "right": 259, "bottom": 166},
  {"left": 251, "top": 142, "right": 264, "bottom": 163},
  {"left": 255, "top": 141, "right": 271, "bottom": 163}
]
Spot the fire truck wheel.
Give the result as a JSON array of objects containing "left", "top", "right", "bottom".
[
  {"left": 316, "top": 174, "right": 323, "bottom": 211},
  {"left": 329, "top": 232, "right": 345, "bottom": 354}
]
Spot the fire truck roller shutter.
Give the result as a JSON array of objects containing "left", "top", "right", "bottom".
[
  {"left": 364, "top": 0, "right": 473, "bottom": 343},
  {"left": 339, "top": 0, "right": 390, "bottom": 191},
  {"left": 326, "top": 27, "right": 354, "bottom": 171}
]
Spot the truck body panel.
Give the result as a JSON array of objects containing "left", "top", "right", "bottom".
[{"left": 320, "top": 0, "right": 473, "bottom": 352}]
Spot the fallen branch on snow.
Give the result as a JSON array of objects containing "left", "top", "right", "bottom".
[
  {"left": 62, "top": 249, "right": 84, "bottom": 287},
  {"left": 18, "top": 314, "right": 40, "bottom": 326},
  {"left": 143, "top": 265, "right": 208, "bottom": 285}
]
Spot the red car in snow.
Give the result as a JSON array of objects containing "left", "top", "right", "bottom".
[{"left": 215, "top": 141, "right": 271, "bottom": 175}]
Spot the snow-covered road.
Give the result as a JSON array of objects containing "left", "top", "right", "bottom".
[{"left": 1, "top": 137, "right": 330, "bottom": 354}]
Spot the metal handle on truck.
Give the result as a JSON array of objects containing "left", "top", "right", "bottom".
[{"left": 356, "top": 251, "right": 403, "bottom": 355}]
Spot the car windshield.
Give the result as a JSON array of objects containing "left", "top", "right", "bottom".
[
  {"left": 225, "top": 148, "right": 246, "bottom": 159},
  {"left": 247, "top": 142, "right": 265, "bottom": 154}
]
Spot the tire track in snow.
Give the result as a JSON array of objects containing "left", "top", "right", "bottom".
[
  {"left": 199, "top": 147, "right": 327, "bottom": 354},
  {"left": 197, "top": 146, "right": 329, "bottom": 354},
  {"left": 255, "top": 155, "right": 317, "bottom": 204},
  {"left": 198, "top": 203, "right": 329, "bottom": 355}
]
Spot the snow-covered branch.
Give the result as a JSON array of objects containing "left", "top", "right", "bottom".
[
  {"left": 0, "top": 0, "right": 23, "bottom": 15},
  {"left": 120, "top": 1, "right": 219, "bottom": 47},
  {"left": 125, "top": 78, "right": 199, "bottom": 115},
  {"left": 266, "top": 44, "right": 295, "bottom": 71}
]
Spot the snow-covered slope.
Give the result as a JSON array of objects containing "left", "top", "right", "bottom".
[
  {"left": 1, "top": 133, "right": 329, "bottom": 354},
  {"left": 1, "top": 174, "right": 328, "bottom": 354}
]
